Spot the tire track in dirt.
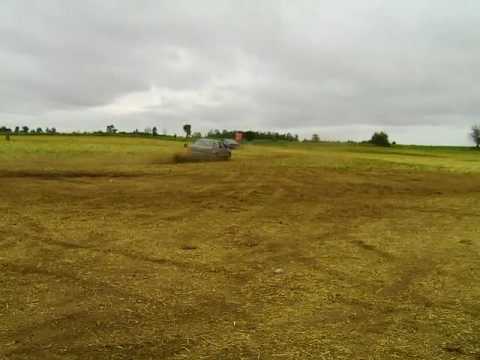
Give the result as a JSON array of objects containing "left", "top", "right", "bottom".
[
  {"left": 0, "top": 262, "right": 167, "bottom": 307},
  {"left": 0, "top": 170, "right": 149, "bottom": 179},
  {"left": 379, "top": 258, "right": 436, "bottom": 298},
  {"left": 350, "top": 239, "right": 395, "bottom": 260},
  {"left": 2, "top": 308, "right": 191, "bottom": 360},
  {"left": 2, "top": 259, "right": 251, "bottom": 359},
  {"left": 2, "top": 208, "right": 250, "bottom": 283}
]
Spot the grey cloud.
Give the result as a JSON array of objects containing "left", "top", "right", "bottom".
[{"left": 1, "top": 0, "right": 479, "bottom": 144}]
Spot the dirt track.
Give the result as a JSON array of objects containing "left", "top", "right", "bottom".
[{"left": 1, "top": 143, "right": 480, "bottom": 359}]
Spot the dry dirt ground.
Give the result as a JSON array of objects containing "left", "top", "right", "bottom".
[{"left": 0, "top": 136, "right": 479, "bottom": 359}]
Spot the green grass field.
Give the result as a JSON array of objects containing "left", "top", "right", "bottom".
[{"left": 1, "top": 136, "right": 479, "bottom": 359}]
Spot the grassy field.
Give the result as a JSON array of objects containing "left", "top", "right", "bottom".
[{"left": 1, "top": 135, "right": 479, "bottom": 359}]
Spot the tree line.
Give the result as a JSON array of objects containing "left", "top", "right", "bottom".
[
  {"left": 0, "top": 125, "right": 57, "bottom": 134},
  {"left": 206, "top": 129, "right": 299, "bottom": 142},
  {"left": 2, "top": 123, "right": 480, "bottom": 148}
]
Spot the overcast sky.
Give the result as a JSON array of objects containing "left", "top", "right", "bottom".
[{"left": 1, "top": 1, "right": 479, "bottom": 144}]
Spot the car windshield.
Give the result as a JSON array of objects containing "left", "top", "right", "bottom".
[{"left": 194, "top": 139, "right": 219, "bottom": 147}]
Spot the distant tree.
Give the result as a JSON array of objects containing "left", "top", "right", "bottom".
[
  {"left": 192, "top": 131, "right": 202, "bottom": 139},
  {"left": 294, "top": 134, "right": 299, "bottom": 142},
  {"left": 205, "top": 129, "right": 219, "bottom": 138},
  {"left": 244, "top": 131, "right": 256, "bottom": 141},
  {"left": 183, "top": 124, "right": 191, "bottom": 147},
  {"left": 144, "top": 127, "right": 152, "bottom": 135},
  {"left": 311, "top": 134, "right": 320, "bottom": 142},
  {"left": 14, "top": 126, "right": 20, "bottom": 134},
  {"left": 471, "top": 125, "right": 480, "bottom": 148},
  {"left": 152, "top": 126, "right": 158, "bottom": 136},
  {"left": 1, "top": 126, "right": 11, "bottom": 140},
  {"left": 183, "top": 124, "right": 191, "bottom": 136},
  {"left": 21, "top": 126, "right": 29, "bottom": 133},
  {"left": 370, "top": 131, "right": 391, "bottom": 147},
  {"left": 51, "top": 127, "right": 57, "bottom": 134},
  {"left": 106, "top": 124, "right": 117, "bottom": 134},
  {"left": 30, "top": 129, "right": 36, "bottom": 134},
  {"left": 36, "top": 127, "right": 43, "bottom": 134}
]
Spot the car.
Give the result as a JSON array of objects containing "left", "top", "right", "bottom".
[
  {"left": 190, "top": 138, "right": 231, "bottom": 160},
  {"left": 223, "top": 138, "right": 240, "bottom": 149}
]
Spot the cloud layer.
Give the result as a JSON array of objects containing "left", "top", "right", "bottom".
[{"left": 1, "top": 0, "right": 479, "bottom": 144}]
